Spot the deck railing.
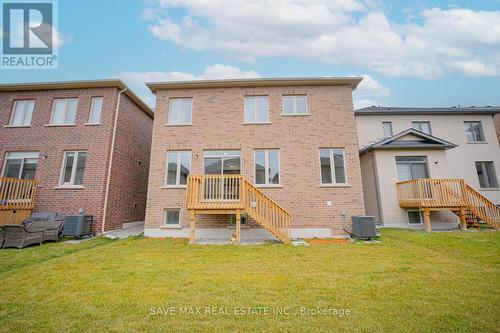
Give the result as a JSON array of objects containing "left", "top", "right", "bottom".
[
  {"left": 186, "top": 174, "right": 291, "bottom": 243},
  {"left": 0, "top": 177, "right": 38, "bottom": 210},
  {"left": 396, "top": 178, "right": 500, "bottom": 230}
]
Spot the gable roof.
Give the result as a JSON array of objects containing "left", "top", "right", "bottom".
[
  {"left": 146, "top": 77, "right": 362, "bottom": 92},
  {"left": 0, "top": 79, "right": 154, "bottom": 118},
  {"left": 359, "top": 128, "right": 457, "bottom": 155},
  {"left": 355, "top": 106, "right": 500, "bottom": 116}
]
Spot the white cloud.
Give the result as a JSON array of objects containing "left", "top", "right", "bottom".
[
  {"left": 353, "top": 98, "right": 378, "bottom": 109},
  {"left": 53, "top": 28, "right": 73, "bottom": 48},
  {"left": 118, "top": 64, "right": 261, "bottom": 107},
  {"left": 353, "top": 74, "right": 390, "bottom": 98},
  {"left": 143, "top": 2, "right": 500, "bottom": 79}
]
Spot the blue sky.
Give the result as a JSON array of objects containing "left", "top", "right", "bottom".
[{"left": 1, "top": 0, "right": 500, "bottom": 108}]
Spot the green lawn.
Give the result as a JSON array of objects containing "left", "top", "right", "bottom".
[{"left": 0, "top": 229, "right": 499, "bottom": 332}]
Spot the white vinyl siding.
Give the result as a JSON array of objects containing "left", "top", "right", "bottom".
[
  {"left": 244, "top": 96, "right": 269, "bottom": 123},
  {"left": 9, "top": 100, "right": 34, "bottom": 126},
  {"left": 88, "top": 97, "right": 103, "bottom": 124},
  {"left": 319, "top": 149, "right": 347, "bottom": 185},
  {"left": 168, "top": 98, "right": 192, "bottom": 125},
  {"left": 282, "top": 95, "right": 308, "bottom": 115},
  {"left": 50, "top": 98, "right": 78, "bottom": 125}
]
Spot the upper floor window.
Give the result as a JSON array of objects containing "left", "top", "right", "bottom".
[
  {"left": 9, "top": 100, "right": 34, "bottom": 126},
  {"left": 283, "top": 95, "right": 308, "bottom": 115},
  {"left": 320, "top": 149, "right": 347, "bottom": 185},
  {"left": 2, "top": 152, "right": 38, "bottom": 180},
  {"left": 168, "top": 98, "right": 192, "bottom": 125},
  {"left": 382, "top": 121, "right": 393, "bottom": 137},
  {"left": 464, "top": 121, "right": 485, "bottom": 142},
  {"left": 412, "top": 121, "right": 431, "bottom": 135},
  {"left": 50, "top": 98, "right": 78, "bottom": 125},
  {"left": 166, "top": 151, "right": 191, "bottom": 186},
  {"left": 88, "top": 97, "right": 103, "bottom": 124},
  {"left": 244, "top": 96, "right": 269, "bottom": 123},
  {"left": 204, "top": 150, "right": 241, "bottom": 175},
  {"left": 475, "top": 161, "right": 498, "bottom": 188},
  {"left": 255, "top": 149, "right": 280, "bottom": 185},
  {"left": 60, "top": 151, "right": 87, "bottom": 186}
]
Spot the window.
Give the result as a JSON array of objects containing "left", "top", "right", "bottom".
[
  {"left": 204, "top": 151, "right": 241, "bottom": 175},
  {"left": 60, "top": 151, "right": 87, "bottom": 186},
  {"left": 50, "top": 98, "right": 78, "bottom": 125},
  {"left": 244, "top": 96, "right": 269, "bottom": 123},
  {"left": 88, "top": 97, "right": 103, "bottom": 124},
  {"left": 475, "top": 161, "right": 498, "bottom": 188},
  {"left": 407, "top": 211, "right": 422, "bottom": 224},
  {"left": 396, "top": 156, "right": 428, "bottom": 181},
  {"left": 168, "top": 98, "right": 192, "bottom": 125},
  {"left": 164, "top": 209, "right": 180, "bottom": 226},
  {"left": 283, "top": 95, "right": 308, "bottom": 115},
  {"left": 464, "top": 121, "right": 485, "bottom": 142},
  {"left": 166, "top": 151, "right": 191, "bottom": 186},
  {"left": 319, "top": 149, "right": 347, "bottom": 185},
  {"left": 9, "top": 100, "right": 34, "bottom": 126},
  {"left": 382, "top": 121, "right": 393, "bottom": 137},
  {"left": 2, "top": 152, "right": 38, "bottom": 180},
  {"left": 254, "top": 150, "right": 280, "bottom": 185},
  {"left": 412, "top": 121, "right": 431, "bottom": 135}
]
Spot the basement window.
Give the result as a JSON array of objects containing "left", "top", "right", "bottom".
[
  {"left": 164, "top": 209, "right": 180, "bottom": 226},
  {"left": 407, "top": 211, "right": 422, "bottom": 224}
]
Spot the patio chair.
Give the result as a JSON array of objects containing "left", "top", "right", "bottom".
[
  {"left": 23, "top": 212, "right": 64, "bottom": 242},
  {"left": 2, "top": 224, "right": 43, "bottom": 249}
]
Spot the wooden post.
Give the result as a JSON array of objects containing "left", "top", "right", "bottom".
[
  {"left": 189, "top": 210, "right": 196, "bottom": 244},
  {"left": 458, "top": 207, "right": 467, "bottom": 231},
  {"left": 236, "top": 209, "right": 241, "bottom": 244},
  {"left": 423, "top": 209, "right": 432, "bottom": 232}
]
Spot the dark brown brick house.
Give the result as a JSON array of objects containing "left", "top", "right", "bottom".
[{"left": 0, "top": 80, "right": 154, "bottom": 232}]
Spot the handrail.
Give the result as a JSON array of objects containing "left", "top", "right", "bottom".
[
  {"left": 0, "top": 177, "right": 38, "bottom": 210},
  {"left": 396, "top": 178, "right": 500, "bottom": 230},
  {"left": 186, "top": 174, "right": 291, "bottom": 243}
]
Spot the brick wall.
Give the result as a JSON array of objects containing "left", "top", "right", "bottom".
[
  {"left": 105, "top": 94, "right": 153, "bottom": 231},
  {"left": 145, "top": 84, "right": 365, "bottom": 236},
  {"left": 0, "top": 87, "right": 153, "bottom": 232}
]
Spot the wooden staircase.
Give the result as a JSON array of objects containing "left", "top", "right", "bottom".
[
  {"left": 396, "top": 178, "right": 500, "bottom": 231},
  {"left": 186, "top": 175, "right": 291, "bottom": 244}
]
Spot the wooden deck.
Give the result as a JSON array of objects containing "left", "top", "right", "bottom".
[
  {"left": 0, "top": 177, "right": 38, "bottom": 225},
  {"left": 396, "top": 178, "right": 500, "bottom": 231},
  {"left": 186, "top": 175, "right": 291, "bottom": 244}
]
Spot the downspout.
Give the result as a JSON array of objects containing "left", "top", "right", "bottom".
[{"left": 101, "top": 87, "right": 127, "bottom": 234}]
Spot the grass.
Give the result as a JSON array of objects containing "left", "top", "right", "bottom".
[{"left": 0, "top": 229, "right": 499, "bottom": 332}]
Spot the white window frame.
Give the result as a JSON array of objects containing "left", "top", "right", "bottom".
[
  {"left": 50, "top": 98, "right": 78, "bottom": 125},
  {"left": 165, "top": 151, "right": 191, "bottom": 187},
  {"left": 203, "top": 150, "right": 242, "bottom": 175},
  {"left": 8, "top": 100, "right": 35, "bottom": 127},
  {"left": 244, "top": 96, "right": 269, "bottom": 124},
  {"left": 475, "top": 161, "right": 498, "bottom": 189},
  {"left": 382, "top": 121, "right": 393, "bottom": 137},
  {"left": 1, "top": 152, "right": 39, "bottom": 179},
  {"left": 319, "top": 148, "right": 348, "bottom": 186},
  {"left": 411, "top": 121, "right": 432, "bottom": 135},
  {"left": 167, "top": 98, "right": 193, "bottom": 125},
  {"left": 59, "top": 151, "right": 87, "bottom": 187},
  {"left": 87, "top": 96, "right": 103, "bottom": 124},
  {"left": 254, "top": 149, "right": 280, "bottom": 186},
  {"left": 407, "top": 210, "right": 423, "bottom": 225},
  {"left": 464, "top": 121, "right": 485, "bottom": 143},
  {"left": 282, "top": 95, "right": 309, "bottom": 115},
  {"left": 163, "top": 209, "right": 181, "bottom": 228}
]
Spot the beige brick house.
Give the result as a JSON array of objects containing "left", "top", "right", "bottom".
[
  {"left": 0, "top": 80, "right": 153, "bottom": 232},
  {"left": 356, "top": 106, "right": 500, "bottom": 231},
  {"left": 144, "top": 77, "right": 366, "bottom": 242}
]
